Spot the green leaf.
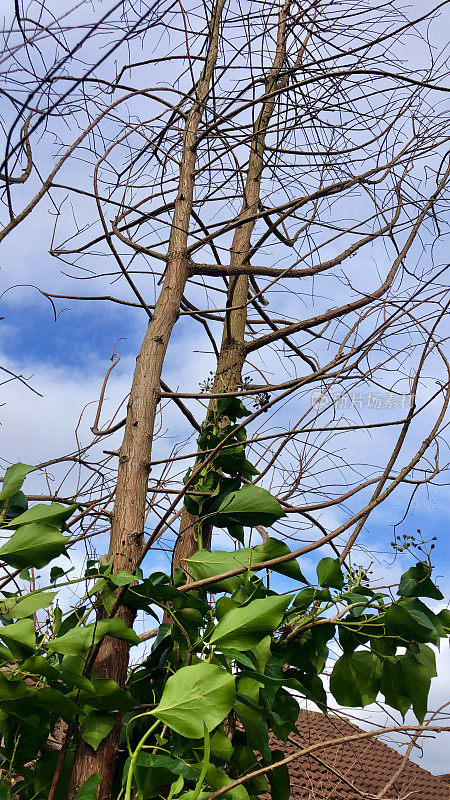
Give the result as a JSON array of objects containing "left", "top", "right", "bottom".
[
  {"left": 0, "top": 463, "right": 33, "bottom": 502},
  {"left": 286, "top": 672, "right": 327, "bottom": 712},
  {"left": 196, "top": 763, "right": 249, "bottom": 800},
  {"left": 11, "top": 502, "right": 78, "bottom": 528},
  {"left": 176, "top": 607, "right": 204, "bottom": 643},
  {"left": 97, "top": 581, "right": 115, "bottom": 615},
  {"left": 210, "top": 485, "right": 286, "bottom": 528},
  {"left": 0, "top": 590, "right": 56, "bottom": 619},
  {"left": 0, "top": 523, "right": 70, "bottom": 569},
  {"left": 253, "top": 634, "right": 272, "bottom": 673},
  {"left": 233, "top": 744, "right": 268, "bottom": 795},
  {"left": 187, "top": 549, "right": 255, "bottom": 593},
  {"left": 76, "top": 774, "right": 102, "bottom": 800},
  {"left": 18, "top": 654, "right": 60, "bottom": 682},
  {"left": 2, "top": 491, "right": 28, "bottom": 522},
  {"left": 131, "top": 753, "right": 197, "bottom": 798},
  {"left": 0, "top": 672, "right": 32, "bottom": 712},
  {"left": 227, "top": 524, "right": 245, "bottom": 544},
  {"left": 46, "top": 618, "right": 139, "bottom": 656},
  {"left": 187, "top": 539, "right": 303, "bottom": 594},
  {"left": 0, "top": 618, "right": 36, "bottom": 657},
  {"left": 0, "top": 717, "right": 50, "bottom": 767},
  {"left": 380, "top": 658, "right": 410, "bottom": 718},
  {"left": 330, "top": 651, "right": 381, "bottom": 707},
  {"left": 339, "top": 592, "right": 372, "bottom": 619},
  {"left": 339, "top": 617, "right": 370, "bottom": 654},
  {"left": 216, "top": 397, "right": 250, "bottom": 421},
  {"left": 209, "top": 595, "right": 292, "bottom": 650},
  {"left": 316, "top": 557, "right": 344, "bottom": 589},
  {"left": 146, "top": 756, "right": 197, "bottom": 782},
  {"left": 268, "top": 750, "right": 290, "bottom": 800},
  {"left": 219, "top": 648, "right": 255, "bottom": 669},
  {"left": 397, "top": 562, "right": 443, "bottom": 600},
  {"left": 50, "top": 566, "right": 67, "bottom": 583},
  {"left": 57, "top": 607, "right": 86, "bottom": 638},
  {"left": 399, "top": 650, "right": 434, "bottom": 724},
  {"left": 80, "top": 708, "right": 116, "bottom": 750},
  {"left": 281, "top": 624, "right": 334, "bottom": 674},
  {"left": 19, "top": 654, "right": 96, "bottom": 694},
  {"left": 210, "top": 729, "right": 233, "bottom": 763},
  {"left": 0, "top": 643, "right": 13, "bottom": 662},
  {"left": 34, "top": 686, "right": 80, "bottom": 722},
  {"left": 234, "top": 676, "right": 271, "bottom": 762},
  {"left": 268, "top": 689, "right": 300, "bottom": 741},
  {"left": 153, "top": 662, "right": 236, "bottom": 738},
  {"left": 254, "top": 538, "right": 307, "bottom": 583},
  {"left": 170, "top": 775, "right": 185, "bottom": 798},
  {"left": 385, "top": 598, "right": 442, "bottom": 643},
  {"left": 107, "top": 569, "right": 135, "bottom": 586},
  {"left": 381, "top": 645, "right": 436, "bottom": 723},
  {"left": 192, "top": 723, "right": 211, "bottom": 800},
  {"left": 59, "top": 670, "right": 96, "bottom": 693},
  {"left": 80, "top": 676, "right": 135, "bottom": 712},
  {"left": 437, "top": 608, "right": 450, "bottom": 631},
  {"left": 214, "top": 450, "right": 258, "bottom": 478},
  {"left": 293, "top": 588, "right": 330, "bottom": 609}
]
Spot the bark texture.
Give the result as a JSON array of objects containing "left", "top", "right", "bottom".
[
  {"left": 67, "top": 3, "right": 225, "bottom": 795},
  {"left": 173, "top": 0, "right": 291, "bottom": 569}
]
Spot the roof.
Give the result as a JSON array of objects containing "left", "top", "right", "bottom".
[{"left": 277, "top": 711, "right": 450, "bottom": 800}]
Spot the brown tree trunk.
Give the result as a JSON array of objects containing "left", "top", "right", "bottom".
[
  {"left": 173, "top": 0, "right": 291, "bottom": 570},
  {"left": 67, "top": 3, "right": 225, "bottom": 796}
]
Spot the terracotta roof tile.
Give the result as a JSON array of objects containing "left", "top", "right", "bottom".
[{"left": 270, "top": 711, "right": 450, "bottom": 799}]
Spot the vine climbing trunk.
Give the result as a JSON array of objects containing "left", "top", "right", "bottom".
[
  {"left": 67, "top": 3, "right": 226, "bottom": 796},
  {"left": 173, "top": 0, "right": 292, "bottom": 569}
]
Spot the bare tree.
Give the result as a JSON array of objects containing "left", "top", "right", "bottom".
[{"left": 1, "top": 1, "right": 450, "bottom": 798}]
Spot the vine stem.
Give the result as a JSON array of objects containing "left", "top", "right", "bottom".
[
  {"left": 47, "top": 723, "right": 73, "bottom": 800},
  {"left": 124, "top": 719, "right": 160, "bottom": 800}
]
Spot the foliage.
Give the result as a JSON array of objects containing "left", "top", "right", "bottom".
[{"left": 0, "top": 396, "right": 448, "bottom": 799}]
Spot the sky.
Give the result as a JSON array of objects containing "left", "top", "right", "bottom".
[{"left": 1, "top": 0, "right": 450, "bottom": 778}]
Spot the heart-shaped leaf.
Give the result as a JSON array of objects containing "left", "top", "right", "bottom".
[
  {"left": 385, "top": 598, "right": 444, "bottom": 643},
  {"left": 210, "top": 485, "right": 286, "bottom": 528},
  {"left": 397, "top": 562, "right": 443, "bottom": 600},
  {"left": 11, "top": 502, "right": 78, "bottom": 528},
  {"left": 316, "top": 557, "right": 344, "bottom": 589},
  {"left": 254, "top": 538, "right": 307, "bottom": 583},
  {"left": 0, "top": 463, "right": 33, "bottom": 502},
  {"left": 80, "top": 708, "right": 116, "bottom": 750},
  {"left": 0, "top": 523, "right": 70, "bottom": 569},
  {"left": 268, "top": 750, "right": 290, "bottom": 800},
  {"left": 46, "top": 618, "right": 139, "bottom": 656},
  {"left": 0, "top": 618, "right": 36, "bottom": 658},
  {"left": 187, "top": 538, "right": 304, "bottom": 593},
  {"left": 153, "top": 662, "right": 235, "bottom": 738},
  {"left": 76, "top": 775, "right": 102, "bottom": 800},
  {"left": 209, "top": 595, "right": 292, "bottom": 650},
  {"left": 330, "top": 651, "right": 381, "bottom": 707},
  {"left": 0, "top": 591, "right": 56, "bottom": 619}
]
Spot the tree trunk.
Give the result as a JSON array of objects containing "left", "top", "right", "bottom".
[
  {"left": 67, "top": 3, "right": 225, "bottom": 796},
  {"left": 173, "top": 0, "right": 291, "bottom": 570}
]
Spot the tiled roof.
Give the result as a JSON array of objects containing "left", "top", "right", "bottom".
[{"left": 277, "top": 710, "right": 450, "bottom": 799}]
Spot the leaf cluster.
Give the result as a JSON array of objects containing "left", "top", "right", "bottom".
[{"left": 0, "top": 407, "right": 447, "bottom": 800}]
